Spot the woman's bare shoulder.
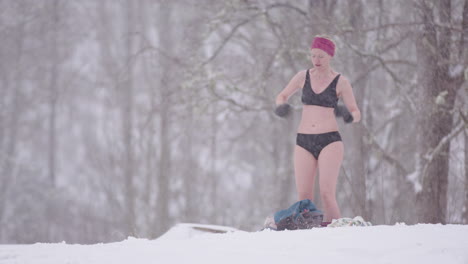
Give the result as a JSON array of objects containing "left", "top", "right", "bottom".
[
  {"left": 336, "top": 72, "right": 348, "bottom": 82},
  {"left": 337, "top": 74, "right": 350, "bottom": 85},
  {"left": 291, "top": 69, "right": 308, "bottom": 85},
  {"left": 296, "top": 69, "right": 309, "bottom": 78},
  {"left": 336, "top": 74, "right": 351, "bottom": 96}
]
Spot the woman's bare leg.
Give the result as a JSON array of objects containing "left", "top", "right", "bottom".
[
  {"left": 318, "top": 141, "right": 344, "bottom": 222},
  {"left": 294, "top": 145, "right": 318, "bottom": 201}
]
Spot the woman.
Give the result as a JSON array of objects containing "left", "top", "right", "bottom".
[{"left": 275, "top": 35, "right": 361, "bottom": 223}]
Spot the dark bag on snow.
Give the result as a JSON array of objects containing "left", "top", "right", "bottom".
[{"left": 274, "top": 199, "right": 323, "bottom": 230}]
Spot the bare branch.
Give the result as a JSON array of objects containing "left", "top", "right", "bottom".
[
  {"left": 359, "top": 122, "right": 409, "bottom": 176},
  {"left": 344, "top": 42, "right": 418, "bottom": 112},
  {"left": 265, "top": 3, "right": 308, "bottom": 17},
  {"left": 201, "top": 16, "right": 259, "bottom": 67},
  {"left": 421, "top": 113, "right": 468, "bottom": 178},
  {"left": 339, "top": 21, "right": 462, "bottom": 35},
  {"left": 200, "top": 2, "right": 310, "bottom": 67}
]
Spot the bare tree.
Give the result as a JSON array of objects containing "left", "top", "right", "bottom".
[{"left": 415, "top": 0, "right": 468, "bottom": 224}]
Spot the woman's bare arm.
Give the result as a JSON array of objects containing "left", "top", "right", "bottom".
[
  {"left": 337, "top": 76, "right": 361, "bottom": 123},
  {"left": 275, "top": 71, "right": 305, "bottom": 105}
]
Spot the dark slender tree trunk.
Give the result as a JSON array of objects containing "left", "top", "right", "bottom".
[
  {"left": 154, "top": 1, "right": 173, "bottom": 237},
  {"left": 461, "top": 0, "right": 468, "bottom": 226},
  {"left": 210, "top": 96, "right": 219, "bottom": 223},
  {"left": 48, "top": 0, "right": 59, "bottom": 188},
  {"left": 123, "top": 0, "right": 136, "bottom": 236},
  {"left": 45, "top": 0, "right": 61, "bottom": 242},
  {"left": 346, "top": 0, "right": 370, "bottom": 221},
  {"left": 464, "top": 132, "right": 468, "bottom": 224},
  {"left": 183, "top": 93, "right": 198, "bottom": 222},
  {"left": 415, "top": 0, "right": 457, "bottom": 224}
]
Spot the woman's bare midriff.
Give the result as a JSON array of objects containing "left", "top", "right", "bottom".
[{"left": 297, "top": 105, "right": 339, "bottom": 134}]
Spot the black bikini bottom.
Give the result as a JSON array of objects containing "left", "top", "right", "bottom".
[{"left": 296, "top": 131, "right": 342, "bottom": 160}]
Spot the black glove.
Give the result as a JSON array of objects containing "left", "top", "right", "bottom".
[
  {"left": 334, "top": 105, "right": 353, "bottom": 123},
  {"left": 274, "top": 103, "right": 291, "bottom": 118}
]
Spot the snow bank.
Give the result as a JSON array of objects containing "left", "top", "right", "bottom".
[{"left": 0, "top": 224, "right": 467, "bottom": 264}]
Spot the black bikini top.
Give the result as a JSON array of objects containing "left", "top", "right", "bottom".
[{"left": 301, "top": 69, "right": 340, "bottom": 108}]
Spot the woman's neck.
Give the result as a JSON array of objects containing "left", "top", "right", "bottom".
[{"left": 313, "top": 65, "right": 332, "bottom": 78}]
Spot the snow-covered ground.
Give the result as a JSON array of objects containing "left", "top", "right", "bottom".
[{"left": 0, "top": 223, "right": 467, "bottom": 264}]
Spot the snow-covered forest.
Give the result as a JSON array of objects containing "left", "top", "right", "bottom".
[{"left": 0, "top": 0, "right": 467, "bottom": 244}]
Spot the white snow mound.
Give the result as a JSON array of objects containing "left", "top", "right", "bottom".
[{"left": 0, "top": 223, "right": 467, "bottom": 264}]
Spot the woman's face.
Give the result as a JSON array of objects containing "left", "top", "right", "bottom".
[{"left": 310, "top": 48, "right": 331, "bottom": 68}]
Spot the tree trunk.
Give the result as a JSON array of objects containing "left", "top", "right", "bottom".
[
  {"left": 123, "top": 0, "right": 136, "bottom": 237},
  {"left": 0, "top": 0, "right": 25, "bottom": 241},
  {"left": 183, "top": 92, "right": 198, "bottom": 222},
  {"left": 415, "top": 0, "right": 457, "bottom": 224},
  {"left": 461, "top": 0, "right": 468, "bottom": 226},
  {"left": 154, "top": 1, "right": 173, "bottom": 237},
  {"left": 464, "top": 130, "right": 468, "bottom": 223},
  {"left": 45, "top": 0, "right": 61, "bottom": 242},
  {"left": 209, "top": 95, "right": 219, "bottom": 223},
  {"left": 346, "top": 0, "right": 370, "bottom": 221},
  {"left": 48, "top": 0, "right": 59, "bottom": 188}
]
